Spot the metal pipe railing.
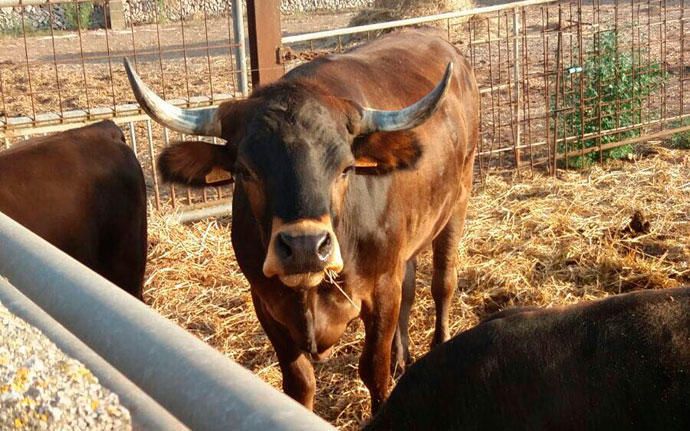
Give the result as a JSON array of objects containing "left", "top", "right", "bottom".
[
  {"left": 280, "top": 0, "right": 558, "bottom": 44},
  {"left": 0, "top": 210, "right": 334, "bottom": 431},
  {"left": 231, "top": 0, "right": 250, "bottom": 96},
  {"left": 0, "top": 277, "right": 187, "bottom": 431}
]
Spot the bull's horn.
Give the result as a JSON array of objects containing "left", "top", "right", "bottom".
[
  {"left": 359, "top": 62, "right": 453, "bottom": 134},
  {"left": 123, "top": 57, "right": 222, "bottom": 137}
]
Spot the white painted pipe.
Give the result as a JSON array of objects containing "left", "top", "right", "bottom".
[
  {"left": 0, "top": 277, "right": 187, "bottom": 431},
  {"left": 0, "top": 211, "right": 335, "bottom": 431},
  {"left": 280, "top": 0, "right": 559, "bottom": 44}
]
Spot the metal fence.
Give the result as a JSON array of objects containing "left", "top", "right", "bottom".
[
  {"left": 0, "top": 0, "right": 245, "bottom": 212},
  {"left": 281, "top": 0, "right": 690, "bottom": 178},
  {"left": 1, "top": 0, "right": 688, "bottom": 212}
]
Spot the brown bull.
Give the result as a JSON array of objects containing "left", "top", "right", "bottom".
[
  {"left": 0, "top": 121, "right": 147, "bottom": 299},
  {"left": 366, "top": 286, "right": 690, "bottom": 430},
  {"left": 125, "top": 28, "right": 479, "bottom": 411}
]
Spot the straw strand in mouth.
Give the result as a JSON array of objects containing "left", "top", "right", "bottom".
[{"left": 325, "top": 269, "right": 361, "bottom": 314}]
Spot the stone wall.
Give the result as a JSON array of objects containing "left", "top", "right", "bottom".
[
  {"left": 123, "top": 0, "right": 230, "bottom": 25},
  {"left": 122, "top": 0, "right": 374, "bottom": 25},
  {"left": 0, "top": 0, "right": 375, "bottom": 31},
  {"left": 0, "top": 4, "right": 105, "bottom": 32},
  {"left": 280, "top": 0, "right": 373, "bottom": 14}
]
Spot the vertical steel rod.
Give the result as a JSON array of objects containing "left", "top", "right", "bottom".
[{"left": 232, "top": 0, "right": 249, "bottom": 96}]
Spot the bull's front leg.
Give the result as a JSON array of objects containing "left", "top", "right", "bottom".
[
  {"left": 359, "top": 271, "right": 402, "bottom": 413},
  {"left": 251, "top": 292, "right": 316, "bottom": 409}
]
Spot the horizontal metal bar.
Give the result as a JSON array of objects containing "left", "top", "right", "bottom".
[
  {"left": 0, "top": 81, "right": 511, "bottom": 139},
  {"left": 0, "top": 94, "right": 237, "bottom": 137},
  {"left": 557, "top": 123, "right": 690, "bottom": 160},
  {"left": 478, "top": 117, "right": 690, "bottom": 157},
  {"left": 174, "top": 199, "right": 233, "bottom": 224},
  {"left": 281, "top": 0, "right": 558, "bottom": 44},
  {"left": 0, "top": 277, "right": 187, "bottom": 431},
  {"left": 0, "top": 211, "right": 335, "bottom": 431}
]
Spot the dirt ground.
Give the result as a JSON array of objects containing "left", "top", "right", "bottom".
[{"left": 145, "top": 143, "right": 688, "bottom": 430}]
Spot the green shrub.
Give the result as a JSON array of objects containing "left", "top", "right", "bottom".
[
  {"left": 0, "top": 19, "right": 23, "bottom": 37},
  {"left": 668, "top": 118, "right": 690, "bottom": 149},
  {"left": 557, "top": 30, "right": 666, "bottom": 168},
  {"left": 64, "top": 1, "right": 94, "bottom": 30}
]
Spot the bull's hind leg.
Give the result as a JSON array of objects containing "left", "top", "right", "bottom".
[
  {"left": 430, "top": 203, "right": 467, "bottom": 347},
  {"left": 391, "top": 259, "right": 416, "bottom": 375}
]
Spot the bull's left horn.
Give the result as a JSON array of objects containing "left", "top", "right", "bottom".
[
  {"left": 359, "top": 62, "right": 453, "bottom": 134},
  {"left": 123, "top": 57, "right": 222, "bottom": 137}
]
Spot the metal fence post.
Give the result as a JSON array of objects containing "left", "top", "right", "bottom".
[
  {"left": 231, "top": 0, "right": 249, "bottom": 96},
  {"left": 513, "top": 7, "right": 522, "bottom": 170},
  {"left": 246, "top": 0, "right": 283, "bottom": 87}
]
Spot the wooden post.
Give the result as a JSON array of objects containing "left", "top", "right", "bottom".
[{"left": 246, "top": 0, "right": 283, "bottom": 87}]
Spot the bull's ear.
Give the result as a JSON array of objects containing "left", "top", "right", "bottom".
[
  {"left": 337, "top": 99, "right": 423, "bottom": 174},
  {"left": 351, "top": 131, "right": 422, "bottom": 174},
  {"left": 158, "top": 141, "right": 235, "bottom": 187}
]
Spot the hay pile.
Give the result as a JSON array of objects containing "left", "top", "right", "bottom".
[
  {"left": 144, "top": 144, "right": 689, "bottom": 430},
  {"left": 349, "top": 0, "right": 475, "bottom": 27}
]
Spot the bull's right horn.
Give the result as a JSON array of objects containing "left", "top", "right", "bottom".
[
  {"left": 124, "top": 58, "right": 222, "bottom": 137},
  {"left": 358, "top": 62, "right": 453, "bottom": 134}
]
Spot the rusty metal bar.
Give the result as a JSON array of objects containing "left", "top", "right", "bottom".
[
  {"left": 512, "top": 7, "right": 522, "bottom": 172},
  {"left": 552, "top": 6, "right": 563, "bottom": 174},
  {"left": 246, "top": 0, "right": 283, "bottom": 86}
]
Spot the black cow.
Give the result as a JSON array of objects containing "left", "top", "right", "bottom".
[{"left": 366, "top": 287, "right": 690, "bottom": 430}]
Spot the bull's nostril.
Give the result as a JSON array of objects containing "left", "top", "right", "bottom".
[
  {"left": 277, "top": 232, "right": 293, "bottom": 259},
  {"left": 316, "top": 233, "right": 332, "bottom": 261}
]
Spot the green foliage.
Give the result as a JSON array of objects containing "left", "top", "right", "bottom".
[
  {"left": 557, "top": 30, "right": 666, "bottom": 168},
  {"left": 668, "top": 118, "right": 690, "bottom": 149},
  {"left": 156, "top": 0, "right": 168, "bottom": 23},
  {"left": 64, "top": 1, "right": 94, "bottom": 30},
  {"left": 0, "top": 19, "right": 23, "bottom": 37}
]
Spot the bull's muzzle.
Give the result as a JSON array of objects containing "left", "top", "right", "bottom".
[{"left": 263, "top": 216, "right": 343, "bottom": 288}]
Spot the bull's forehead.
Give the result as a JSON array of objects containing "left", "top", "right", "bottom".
[
  {"left": 238, "top": 96, "right": 353, "bottom": 221},
  {"left": 241, "top": 96, "right": 352, "bottom": 172}
]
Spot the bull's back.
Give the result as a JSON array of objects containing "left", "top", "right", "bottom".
[
  {"left": 0, "top": 121, "right": 147, "bottom": 297},
  {"left": 366, "top": 287, "right": 690, "bottom": 430}
]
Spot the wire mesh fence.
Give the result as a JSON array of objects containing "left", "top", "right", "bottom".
[
  {"left": 1, "top": 0, "right": 688, "bottom": 213},
  {"left": 281, "top": 0, "right": 690, "bottom": 178},
  {"left": 0, "top": 0, "right": 243, "bottom": 211}
]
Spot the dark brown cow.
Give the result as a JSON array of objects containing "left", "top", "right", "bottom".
[
  {"left": 0, "top": 121, "right": 147, "bottom": 299},
  {"left": 125, "top": 28, "right": 479, "bottom": 411},
  {"left": 366, "top": 287, "right": 690, "bottom": 431}
]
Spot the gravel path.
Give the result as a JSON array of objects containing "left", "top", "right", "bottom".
[{"left": 0, "top": 301, "right": 131, "bottom": 430}]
